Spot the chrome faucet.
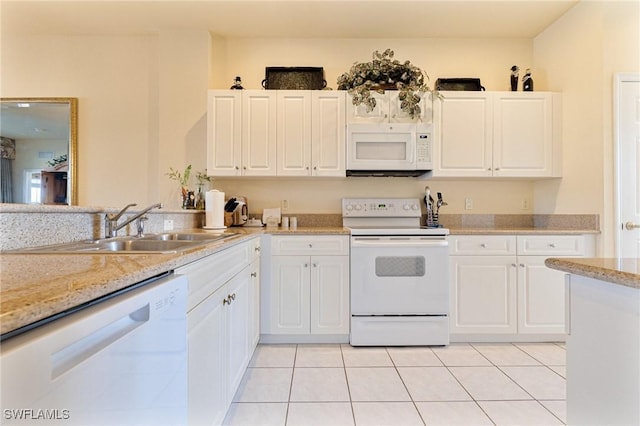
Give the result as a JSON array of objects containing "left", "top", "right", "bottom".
[{"left": 105, "top": 202, "right": 163, "bottom": 238}]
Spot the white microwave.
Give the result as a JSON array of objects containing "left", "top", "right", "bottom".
[{"left": 346, "top": 123, "right": 433, "bottom": 177}]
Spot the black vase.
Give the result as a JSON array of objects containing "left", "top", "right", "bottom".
[{"left": 523, "top": 69, "right": 533, "bottom": 92}]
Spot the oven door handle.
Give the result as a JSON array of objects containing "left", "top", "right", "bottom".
[{"left": 351, "top": 238, "right": 448, "bottom": 248}]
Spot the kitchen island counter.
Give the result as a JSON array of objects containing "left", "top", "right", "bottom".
[
  {"left": 545, "top": 257, "right": 639, "bottom": 425},
  {"left": 545, "top": 257, "right": 640, "bottom": 288}
]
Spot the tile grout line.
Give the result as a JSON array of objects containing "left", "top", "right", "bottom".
[
  {"left": 385, "top": 347, "right": 428, "bottom": 426},
  {"left": 339, "top": 344, "right": 357, "bottom": 426}
]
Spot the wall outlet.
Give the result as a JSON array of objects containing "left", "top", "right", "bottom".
[
  {"left": 281, "top": 199, "right": 289, "bottom": 210},
  {"left": 163, "top": 219, "right": 174, "bottom": 231},
  {"left": 465, "top": 197, "right": 473, "bottom": 210},
  {"left": 521, "top": 199, "right": 530, "bottom": 210}
]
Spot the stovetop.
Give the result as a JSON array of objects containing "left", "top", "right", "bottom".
[
  {"left": 346, "top": 225, "right": 449, "bottom": 236},
  {"left": 342, "top": 197, "right": 449, "bottom": 236}
]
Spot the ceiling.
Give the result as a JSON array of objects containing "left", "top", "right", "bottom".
[
  {"left": 0, "top": 101, "right": 70, "bottom": 141},
  {"left": 1, "top": 0, "right": 580, "bottom": 39}
]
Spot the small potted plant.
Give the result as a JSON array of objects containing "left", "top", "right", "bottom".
[{"left": 337, "top": 48, "right": 433, "bottom": 119}]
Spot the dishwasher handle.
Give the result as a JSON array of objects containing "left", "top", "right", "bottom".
[
  {"left": 51, "top": 303, "right": 150, "bottom": 379},
  {"left": 351, "top": 237, "right": 448, "bottom": 248}
]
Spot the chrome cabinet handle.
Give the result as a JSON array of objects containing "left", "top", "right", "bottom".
[
  {"left": 251, "top": 272, "right": 257, "bottom": 277},
  {"left": 625, "top": 222, "right": 640, "bottom": 230},
  {"left": 255, "top": 246, "right": 261, "bottom": 252},
  {"left": 511, "top": 263, "right": 517, "bottom": 267},
  {"left": 480, "top": 243, "right": 487, "bottom": 248},
  {"left": 549, "top": 243, "right": 556, "bottom": 248},
  {"left": 223, "top": 297, "right": 231, "bottom": 305},
  {"left": 519, "top": 263, "right": 526, "bottom": 268}
]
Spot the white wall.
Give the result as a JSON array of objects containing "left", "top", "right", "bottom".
[{"left": 533, "top": 0, "right": 640, "bottom": 255}]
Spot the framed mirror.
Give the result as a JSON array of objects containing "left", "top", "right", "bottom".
[{"left": 0, "top": 98, "right": 78, "bottom": 205}]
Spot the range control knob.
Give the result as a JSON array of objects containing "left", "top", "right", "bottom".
[
  {"left": 345, "top": 204, "right": 353, "bottom": 211},
  {"left": 411, "top": 204, "right": 419, "bottom": 210},
  {"left": 403, "top": 204, "right": 411, "bottom": 211},
  {"left": 354, "top": 204, "right": 363, "bottom": 211}
]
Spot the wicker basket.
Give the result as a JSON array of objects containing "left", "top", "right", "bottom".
[{"left": 261, "top": 67, "right": 327, "bottom": 90}]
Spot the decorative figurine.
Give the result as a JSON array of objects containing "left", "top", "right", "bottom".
[
  {"left": 510, "top": 65, "right": 519, "bottom": 91},
  {"left": 523, "top": 68, "right": 534, "bottom": 91},
  {"left": 230, "top": 76, "right": 244, "bottom": 90}
]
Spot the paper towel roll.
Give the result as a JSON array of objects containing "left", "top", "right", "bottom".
[{"left": 205, "top": 190, "right": 226, "bottom": 229}]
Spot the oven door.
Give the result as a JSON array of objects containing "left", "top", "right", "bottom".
[{"left": 350, "top": 236, "right": 449, "bottom": 315}]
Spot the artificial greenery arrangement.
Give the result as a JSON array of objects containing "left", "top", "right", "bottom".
[
  {"left": 337, "top": 48, "right": 433, "bottom": 119},
  {"left": 47, "top": 154, "right": 68, "bottom": 168}
]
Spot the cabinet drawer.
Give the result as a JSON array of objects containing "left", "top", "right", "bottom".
[
  {"left": 178, "top": 241, "right": 251, "bottom": 311},
  {"left": 517, "top": 235, "right": 586, "bottom": 256},
  {"left": 271, "top": 235, "right": 349, "bottom": 256},
  {"left": 448, "top": 235, "right": 516, "bottom": 255}
]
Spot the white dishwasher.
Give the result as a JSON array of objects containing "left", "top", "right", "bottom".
[{"left": 0, "top": 272, "right": 188, "bottom": 426}]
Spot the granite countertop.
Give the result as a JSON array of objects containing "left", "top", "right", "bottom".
[
  {"left": 545, "top": 257, "right": 640, "bottom": 289},
  {"left": 0, "top": 226, "right": 349, "bottom": 338},
  {"left": 448, "top": 228, "right": 599, "bottom": 235}
]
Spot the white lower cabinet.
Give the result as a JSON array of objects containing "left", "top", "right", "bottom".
[
  {"left": 449, "top": 234, "right": 594, "bottom": 341},
  {"left": 179, "top": 237, "right": 261, "bottom": 426},
  {"left": 262, "top": 235, "right": 350, "bottom": 342}
]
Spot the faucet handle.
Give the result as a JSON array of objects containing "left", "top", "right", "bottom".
[{"left": 136, "top": 216, "right": 148, "bottom": 237}]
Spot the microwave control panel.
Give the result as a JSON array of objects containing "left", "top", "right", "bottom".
[{"left": 416, "top": 132, "right": 432, "bottom": 163}]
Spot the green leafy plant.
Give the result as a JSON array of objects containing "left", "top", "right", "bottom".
[
  {"left": 337, "top": 48, "right": 433, "bottom": 119},
  {"left": 166, "top": 165, "right": 192, "bottom": 189}
]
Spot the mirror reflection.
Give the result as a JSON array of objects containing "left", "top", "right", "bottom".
[{"left": 0, "top": 98, "right": 77, "bottom": 205}]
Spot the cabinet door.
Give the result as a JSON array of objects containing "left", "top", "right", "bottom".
[
  {"left": 433, "top": 92, "right": 493, "bottom": 177},
  {"left": 310, "top": 255, "right": 350, "bottom": 334},
  {"left": 226, "top": 268, "right": 251, "bottom": 395},
  {"left": 242, "top": 91, "right": 277, "bottom": 176},
  {"left": 389, "top": 91, "right": 432, "bottom": 123},
  {"left": 249, "top": 258, "right": 261, "bottom": 348},
  {"left": 311, "top": 91, "right": 346, "bottom": 176},
  {"left": 188, "top": 283, "right": 228, "bottom": 426},
  {"left": 207, "top": 90, "right": 242, "bottom": 176},
  {"left": 493, "top": 92, "right": 553, "bottom": 177},
  {"left": 277, "top": 91, "right": 312, "bottom": 176},
  {"left": 517, "top": 256, "right": 566, "bottom": 334},
  {"left": 269, "top": 256, "right": 311, "bottom": 334},
  {"left": 346, "top": 92, "right": 389, "bottom": 123},
  {"left": 450, "top": 256, "right": 517, "bottom": 334}
]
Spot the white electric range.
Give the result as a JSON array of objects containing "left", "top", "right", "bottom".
[{"left": 342, "top": 198, "right": 450, "bottom": 346}]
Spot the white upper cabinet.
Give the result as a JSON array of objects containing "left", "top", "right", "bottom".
[
  {"left": 242, "top": 91, "right": 277, "bottom": 176},
  {"left": 278, "top": 91, "right": 346, "bottom": 177},
  {"left": 206, "top": 90, "right": 276, "bottom": 176},
  {"left": 346, "top": 91, "right": 432, "bottom": 124},
  {"left": 208, "top": 90, "right": 345, "bottom": 177},
  {"left": 311, "top": 91, "right": 346, "bottom": 177},
  {"left": 433, "top": 92, "right": 493, "bottom": 177},
  {"left": 277, "top": 91, "right": 312, "bottom": 176},
  {"left": 207, "top": 90, "right": 242, "bottom": 176},
  {"left": 433, "top": 91, "right": 561, "bottom": 178}
]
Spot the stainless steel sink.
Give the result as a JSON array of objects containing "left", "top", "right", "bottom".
[
  {"left": 9, "top": 232, "right": 239, "bottom": 254},
  {"left": 140, "top": 232, "right": 235, "bottom": 242}
]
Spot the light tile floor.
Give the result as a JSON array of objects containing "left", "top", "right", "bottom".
[{"left": 224, "top": 342, "right": 567, "bottom": 426}]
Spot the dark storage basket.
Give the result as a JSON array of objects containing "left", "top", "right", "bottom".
[
  {"left": 262, "top": 67, "right": 327, "bottom": 90},
  {"left": 435, "top": 78, "right": 485, "bottom": 91}
]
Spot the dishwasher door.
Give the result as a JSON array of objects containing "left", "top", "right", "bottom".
[{"left": 0, "top": 273, "right": 188, "bottom": 426}]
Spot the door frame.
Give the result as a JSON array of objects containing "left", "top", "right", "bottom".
[{"left": 613, "top": 73, "right": 640, "bottom": 257}]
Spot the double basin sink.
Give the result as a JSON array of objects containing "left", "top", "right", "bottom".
[{"left": 13, "top": 232, "right": 239, "bottom": 254}]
